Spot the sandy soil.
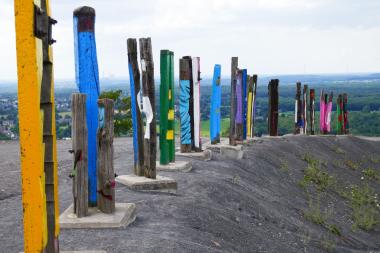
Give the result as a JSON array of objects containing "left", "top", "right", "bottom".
[{"left": 0, "top": 136, "right": 379, "bottom": 252}]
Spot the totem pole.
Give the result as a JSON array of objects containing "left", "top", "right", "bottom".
[
  {"left": 268, "top": 79, "right": 279, "bottom": 136},
  {"left": 74, "top": 6, "right": 100, "bottom": 206},
  {"left": 229, "top": 57, "right": 238, "bottom": 145},
  {"left": 319, "top": 90, "right": 326, "bottom": 134},
  {"left": 192, "top": 57, "right": 202, "bottom": 151},
  {"left": 97, "top": 99, "right": 116, "bottom": 213},
  {"left": 309, "top": 89, "right": 315, "bottom": 135},
  {"left": 71, "top": 94, "right": 88, "bottom": 218},
  {"left": 235, "top": 70, "right": 244, "bottom": 141},
  {"left": 325, "top": 92, "right": 333, "bottom": 134},
  {"left": 337, "top": 94, "right": 344, "bottom": 135},
  {"left": 179, "top": 57, "right": 193, "bottom": 153},
  {"left": 247, "top": 75, "right": 258, "bottom": 138},
  {"left": 302, "top": 85, "right": 309, "bottom": 134},
  {"left": 15, "top": 0, "right": 60, "bottom": 251},
  {"left": 295, "top": 82, "right": 302, "bottom": 134},
  {"left": 242, "top": 69, "right": 248, "bottom": 140},
  {"left": 127, "top": 39, "right": 144, "bottom": 176},
  {"left": 139, "top": 38, "right": 157, "bottom": 179},
  {"left": 160, "top": 50, "right": 175, "bottom": 165},
  {"left": 343, "top": 93, "right": 349, "bottom": 134},
  {"left": 210, "top": 64, "right": 222, "bottom": 144}
]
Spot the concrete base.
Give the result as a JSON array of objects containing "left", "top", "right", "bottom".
[
  {"left": 175, "top": 149, "right": 212, "bottom": 161},
  {"left": 156, "top": 160, "right": 192, "bottom": 172},
  {"left": 22, "top": 251, "right": 107, "bottom": 253},
  {"left": 116, "top": 174, "right": 177, "bottom": 193},
  {"left": 59, "top": 203, "right": 136, "bottom": 229},
  {"left": 204, "top": 138, "right": 244, "bottom": 160}
]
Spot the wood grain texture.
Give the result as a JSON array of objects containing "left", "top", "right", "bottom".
[
  {"left": 139, "top": 38, "right": 156, "bottom": 179},
  {"left": 71, "top": 93, "right": 89, "bottom": 218},
  {"left": 268, "top": 79, "right": 279, "bottom": 136},
  {"left": 229, "top": 57, "right": 238, "bottom": 145},
  {"left": 97, "top": 99, "right": 115, "bottom": 213}
]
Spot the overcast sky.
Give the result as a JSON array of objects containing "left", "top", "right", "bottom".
[{"left": 1, "top": 0, "right": 380, "bottom": 81}]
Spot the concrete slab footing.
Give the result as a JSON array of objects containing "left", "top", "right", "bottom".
[
  {"left": 156, "top": 160, "right": 192, "bottom": 172},
  {"left": 175, "top": 149, "right": 212, "bottom": 161},
  {"left": 204, "top": 138, "right": 244, "bottom": 160},
  {"left": 116, "top": 175, "right": 177, "bottom": 193},
  {"left": 59, "top": 203, "right": 136, "bottom": 229}
]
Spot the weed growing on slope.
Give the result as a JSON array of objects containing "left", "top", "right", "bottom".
[
  {"left": 279, "top": 159, "right": 289, "bottom": 173},
  {"left": 349, "top": 184, "right": 380, "bottom": 231},
  {"left": 344, "top": 159, "right": 360, "bottom": 170},
  {"left": 331, "top": 145, "right": 345, "bottom": 155},
  {"left": 362, "top": 167, "right": 380, "bottom": 182},
  {"left": 304, "top": 193, "right": 327, "bottom": 225},
  {"left": 369, "top": 154, "right": 380, "bottom": 164}
]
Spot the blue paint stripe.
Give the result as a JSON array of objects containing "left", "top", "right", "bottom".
[
  {"left": 210, "top": 64, "right": 221, "bottom": 142},
  {"left": 180, "top": 80, "right": 191, "bottom": 144},
  {"left": 128, "top": 63, "right": 139, "bottom": 165}
]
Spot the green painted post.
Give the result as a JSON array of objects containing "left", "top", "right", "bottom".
[{"left": 160, "top": 50, "right": 175, "bottom": 165}]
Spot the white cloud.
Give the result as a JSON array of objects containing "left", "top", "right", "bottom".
[{"left": 0, "top": 0, "right": 379, "bottom": 82}]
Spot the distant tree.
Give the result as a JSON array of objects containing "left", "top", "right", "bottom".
[
  {"left": 99, "top": 89, "right": 132, "bottom": 137},
  {"left": 362, "top": 105, "right": 371, "bottom": 113}
]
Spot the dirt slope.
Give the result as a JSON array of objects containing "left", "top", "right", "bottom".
[{"left": 0, "top": 136, "right": 379, "bottom": 253}]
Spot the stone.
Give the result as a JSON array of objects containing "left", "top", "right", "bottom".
[
  {"left": 59, "top": 203, "right": 136, "bottom": 229},
  {"left": 204, "top": 138, "right": 244, "bottom": 160},
  {"left": 175, "top": 149, "right": 212, "bottom": 161},
  {"left": 116, "top": 175, "right": 177, "bottom": 194},
  {"left": 156, "top": 161, "right": 192, "bottom": 172}
]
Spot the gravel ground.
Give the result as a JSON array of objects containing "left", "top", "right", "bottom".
[{"left": 0, "top": 135, "right": 379, "bottom": 253}]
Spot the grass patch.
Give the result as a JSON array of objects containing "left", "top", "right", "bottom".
[
  {"left": 304, "top": 194, "right": 327, "bottom": 225},
  {"left": 349, "top": 184, "right": 380, "bottom": 231},
  {"left": 279, "top": 159, "right": 289, "bottom": 172},
  {"left": 331, "top": 145, "right": 345, "bottom": 155},
  {"left": 344, "top": 159, "right": 360, "bottom": 170},
  {"left": 369, "top": 154, "right": 380, "bottom": 164},
  {"left": 328, "top": 224, "right": 342, "bottom": 236},
  {"left": 362, "top": 167, "right": 380, "bottom": 182}
]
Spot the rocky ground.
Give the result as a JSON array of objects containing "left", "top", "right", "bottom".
[{"left": 0, "top": 135, "right": 379, "bottom": 252}]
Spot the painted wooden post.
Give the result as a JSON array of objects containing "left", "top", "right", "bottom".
[
  {"left": 268, "top": 79, "right": 279, "bottom": 136},
  {"left": 160, "top": 50, "right": 175, "bottom": 165},
  {"left": 139, "top": 38, "right": 156, "bottom": 179},
  {"left": 210, "top": 64, "right": 222, "bottom": 144},
  {"left": 71, "top": 93, "right": 88, "bottom": 218},
  {"left": 179, "top": 58, "right": 193, "bottom": 153},
  {"left": 320, "top": 90, "right": 326, "bottom": 134},
  {"left": 251, "top": 75, "right": 258, "bottom": 137},
  {"left": 192, "top": 57, "right": 202, "bottom": 151},
  {"left": 15, "top": 0, "right": 60, "bottom": 251},
  {"left": 302, "top": 85, "right": 309, "bottom": 134},
  {"left": 337, "top": 94, "right": 343, "bottom": 135},
  {"left": 242, "top": 69, "right": 248, "bottom": 140},
  {"left": 229, "top": 57, "right": 238, "bottom": 145},
  {"left": 326, "top": 92, "right": 333, "bottom": 134},
  {"left": 246, "top": 76, "right": 254, "bottom": 138},
  {"left": 74, "top": 6, "right": 100, "bottom": 206},
  {"left": 343, "top": 93, "right": 349, "bottom": 134},
  {"left": 127, "top": 39, "right": 145, "bottom": 176},
  {"left": 97, "top": 99, "right": 115, "bottom": 213},
  {"left": 295, "top": 82, "right": 302, "bottom": 134},
  {"left": 235, "top": 70, "right": 244, "bottom": 141},
  {"left": 309, "top": 89, "right": 315, "bottom": 135}
]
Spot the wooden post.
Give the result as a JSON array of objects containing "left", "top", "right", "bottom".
[
  {"left": 309, "top": 89, "right": 315, "bottom": 135},
  {"left": 74, "top": 6, "right": 100, "bottom": 206},
  {"left": 71, "top": 93, "right": 88, "bottom": 218},
  {"left": 268, "top": 79, "right": 279, "bottom": 136},
  {"left": 251, "top": 75, "right": 258, "bottom": 137},
  {"left": 319, "top": 89, "right": 325, "bottom": 134},
  {"left": 229, "top": 57, "right": 238, "bottom": 145},
  {"left": 179, "top": 58, "right": 192, "bottom": 153},
  {"left": 139, "top": 38, "right": 156, "bottom": 179},
  {"left": 15, "top": 0, "right": 59, "bottom": 251},
  {"left": 97, "top": 99, "right": 115, "bottom": 213},
  {"left": 303, "top": 85, "right": 309, "bottom": 134},
  {"left": 326, "top": 92, "right": 333, "bottom": 134},
  {"left": 343, "top": 93, "right": 349, "bottom": 134},
  {"left": 235, "top": 70, "right": 244, "bottom": 142},
  {"left": 127, "top": 38, "right": 145, "bottom": 176},
  {"left": 246, "top": 76, "right": 254, "bottom": 138},
  {"left": 210, "top": 64, "right": 222, "bottom": 144},
  {"left": 294, "top": 82, "right": 302, "bottom": 134},
  {"left": 337, "top": 94, "right": 343, "bottom": 135},
  {"left": 192, "top": 57, "right": 202, "bottom": 152},
  {"left": 159, "top": 50, "right": 175, "bottom": 165},
  {"left": 242, "top": 69, "right": 248, "bottom": 140}
]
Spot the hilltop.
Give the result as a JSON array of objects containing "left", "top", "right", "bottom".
[{"left": 0, "top": 135, "right": 379, "bottom": 252}]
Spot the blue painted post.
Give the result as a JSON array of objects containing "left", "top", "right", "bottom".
[
  {"left": 179, "top": 58, "right": 192, "bottom": 153},
  {"left": 73, "top": 6, "right": 100, "bottom": 206},
  {"left": 242, "top": 69, "right": 248, "bottom": 140},
  {"left": 210, "top": 64, "right": 221, "bottom": 144}
]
